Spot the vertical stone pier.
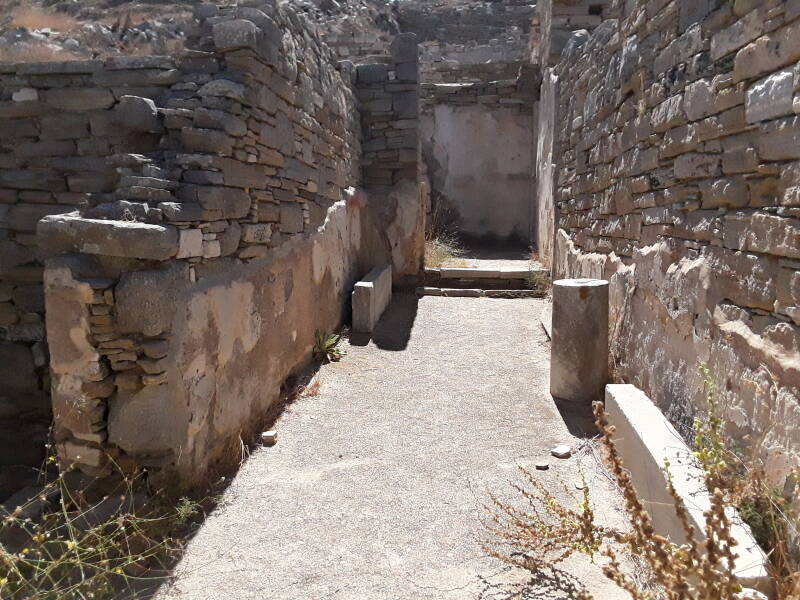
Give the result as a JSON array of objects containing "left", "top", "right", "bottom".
[{"left": 550, "top": 278, "right": 608, "bottom": 402}]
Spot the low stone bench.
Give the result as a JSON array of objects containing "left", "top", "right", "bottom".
[
  {"left": 605, "top": 384, "right": 771, "bottom": 596},
  {"left": 352, "top": 265, "right": 392, "bottom": 333}
]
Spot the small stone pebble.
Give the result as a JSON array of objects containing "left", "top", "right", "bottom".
[
  {"left": 261, "top": 430, "right": 278, "bottom": 446},
  {"left": 535, "top": 462, "right": 550, "bottom": 470},
  {"left": 550, "top": 445, "right": 572, "bottom": 459},
  {"left": 574, "top": 482, "right": 587, "bottom": 490}
]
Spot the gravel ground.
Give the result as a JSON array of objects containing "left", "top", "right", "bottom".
[{"left": 155, "top": 295, "right": 631, "bottom": 600}]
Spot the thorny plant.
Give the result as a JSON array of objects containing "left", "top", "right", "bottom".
[
  {"left": 483, "top": 376, "right": 800, "bottom": 599},
  {"left": 313, "top": 330, "right": 344, "bottom": 363},
  {"left": 0, "top": 459, "right": 205, "bottom": 600}
]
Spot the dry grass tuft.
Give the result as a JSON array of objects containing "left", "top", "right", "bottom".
[
  {"left": 7, "top": 7, "right": 80, "bottom": 31},
  {"left": 424, "top": 232, "right": 463, "bottom": 268}
]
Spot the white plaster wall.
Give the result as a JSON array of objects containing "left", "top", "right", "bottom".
[
  {"left": 422, "top": 103, "right": 534, "bottom": 241},
  {"left": 535, "top": 69, "right": 557, "bottom": 266}
]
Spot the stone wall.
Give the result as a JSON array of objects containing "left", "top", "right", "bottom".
[
  {"left": 355, "top": 34, "right": 426, "bottom": 276},
  {"left": 0, "top": 56, "right": 189, "bottom": 492},
  {"left": 543, "top": 0, "right": 800, "bottom": 484},
  {"left": 399, "top": 0, "right": 536, "bottom": 84},
  {"left": 421, "top": 72, "right": 538, "bottom": 242},
  {"left": 531, "top": 0, "right": 615, "bottom": 68},
  {"left": 0, "top": 2, "right": 422, "bottom": 488}
]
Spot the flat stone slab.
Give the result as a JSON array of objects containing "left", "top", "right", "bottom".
[
  {"left": 351, "top": 265, "right": 392, "bottom": 333},
  {"left": 606, "top": 384, "right": 770, "bottom": 595},
  {"left": 38, "top": 213, "right": 179, "bottom": 261}
]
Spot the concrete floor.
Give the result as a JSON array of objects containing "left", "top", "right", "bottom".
[{"left": 155, "top": 295, "right": 630, "bottom": 600}]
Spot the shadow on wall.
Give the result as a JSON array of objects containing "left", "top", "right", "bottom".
[{"left": 349, "top": 293, "right": 419, "bottom": 352}]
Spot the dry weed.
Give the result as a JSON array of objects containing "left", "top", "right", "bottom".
[{"left": 483, "top": 396, "right": 791, "bottom": 599}]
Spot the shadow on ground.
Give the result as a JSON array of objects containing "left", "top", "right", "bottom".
[
  {"left": 552, "top": 397, "right": 601, "bottom": 439},
  {"left": 477, "top": 567, "right": 592, "bottom": 600},
  {"left": 349, "top": 292, "right": 419, "bottom": 351}
]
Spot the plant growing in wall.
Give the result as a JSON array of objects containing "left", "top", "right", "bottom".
[{"left": 313, "top": 331, "right": 344, "bottom": 363}]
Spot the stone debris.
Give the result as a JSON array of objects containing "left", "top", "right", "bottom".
[
  {"left": 261, "top": 431, "right": 278, "bottom": 446},
  {"left": 535, "top": 461, "right": 550, "bottom": 470},
  {"left": 550, "top": 445, "right": 572, "bottom": 459}
]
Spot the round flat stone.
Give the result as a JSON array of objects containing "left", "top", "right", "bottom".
[
  {"left": 535, "top": 461, "right": 550, "bottom": 470},
  {"left": 551, "top": 445, "right": 572, "bottom": 459}
]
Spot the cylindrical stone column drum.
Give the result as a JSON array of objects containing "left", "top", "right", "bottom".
[{"left": 550, "top": 278, "right": 609, "bottom": 402}]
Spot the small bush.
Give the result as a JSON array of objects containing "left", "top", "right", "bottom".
[
  {"left": 0, "top": 465, "right": 204, "bottom": 600},
  {"left": 313, "top": 331, "right": 344, "bottom": 363},
  {"left": 483, "top": 394, "right": 795, "bottom": 599},
  {"left": 424, "top": 232, "right": 463, "bottom": 268}
]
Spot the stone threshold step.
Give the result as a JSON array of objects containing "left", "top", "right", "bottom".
[
  {"left": 425, "top": 266, "right": 548, "bottom": 280},
  {"left": 416, "top": 287, "right": 545, "bottom": 299}
]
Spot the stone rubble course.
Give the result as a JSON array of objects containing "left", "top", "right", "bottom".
[
  {"left": 157, "top": 296, "right": 631, "bottom": 600},
  {"left": 540, "top": 0, "right": 800, "bottom": 485}
]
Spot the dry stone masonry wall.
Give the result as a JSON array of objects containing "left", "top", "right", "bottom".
[
  {"left": 543, "top": 0, "right": 800, "bottom": 485},
  {"left": 0, "top": 1, "right": 422, "bottom": 489}
]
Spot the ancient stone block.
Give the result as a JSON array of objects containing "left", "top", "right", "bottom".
[
  {"left": 674, "top": 153, "right": 721, "bottom": 179},
  {"left": 198, "top": 79, "right": 246, "bottom": 102},
  {"left": 181, "top": 127, "right": 234, "bottom": 155},
  {"left": 108, "top": 386, "right": 183, "bottom": 456},
  {"left": 734, "top": 21, "right": 800, "bottom": 82},
  {"left": 176, "top": 229, "right": 204, "bottom": 259},
  {"left": 115, "top": 263, "right": 191, "bottom": 336},
  {"left": 242, "top": 223, "right": 273, "bottom": 244},
  {"left": 44, "top": 88, "right": 115, "bottom": 111},
  {"left": 745, "top": 69, "right": 794, "bottom": 123},
  {"left": 357, "top": 64, "right": 388, "bottom": 84},
  {"left": 352, "top": 265, "right": 392, "bottom": 333},
  {"left": 213, "top": 19, "right": 259, "bottom": 52},
  {"left": 711, "top": 10, "right": 763, "bottom": 61},
  {"left": 194, "top": 108, "right": 247, "bottom": 137},
  {"left": 757, "top": 116, "right": 800, "bottom": 160},
  {"left": 38, "top": 214, "right": 179, "bottom": 260},
  {"left": 115, "top": 95, "right": 161, "bottom": 132},
  {"left": 279, "top": 203, "right": 304, "bottom": 234}
]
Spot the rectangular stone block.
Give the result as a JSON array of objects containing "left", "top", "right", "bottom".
[
  {"left": 605, "top": 384, "right": 770, "bottom": 594},
  {"left": 352, "top": 265, "right": 392, "bottom": 333}
]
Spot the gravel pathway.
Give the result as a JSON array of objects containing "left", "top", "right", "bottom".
[{"left": 156, "top": 295, "right": 630, "bottom": 600}]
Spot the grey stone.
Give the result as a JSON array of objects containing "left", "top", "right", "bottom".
[
  {"left": 214, "top": 19, "right": 259, "bottom": 52},
  {"left": 158, "top": 202, "right": 205, "bottom": 222},
  {"left": 357, "top": 64, "right": 388, "bottom": 84},
  {"left": 115, "top": 95, "right": 161, "bottom": 132},
  {"left": 745, "top": 69, "right": 794, "bottom": 123},
  {"left": 44, "top": 88, "right": 115, "bottom": 111},
  {"left": 108, "top": 386, "right": 184, "bottom": 455},
  {"left": 280, "top": 203, "right": 304, "bottom": 234},
  {"left": 219, "top": 221, "right": 242, "bottom": 255},
  {"left": 198, "top": 79, "right": 246, "bottom": 102},
  {"left": 390, "top": 33, "right": 419, "bottom": 64},
  {"left": 115, "top": 263, "right": 192, "bottom": 336},
  {"left": 38, "top": 214, "right": 179, "bottom": 260},
  {"left": 193, "top": 108, "right": 247, "bottom": 137},
  {"left": 550, "top": 279, "right": 608, "bottom": 403},
  {"left": 550, "top": 445, "right": 572, "bottom": 459},
  {"left": 352, "top": 265, "right": 392, "bottom": 333}
]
